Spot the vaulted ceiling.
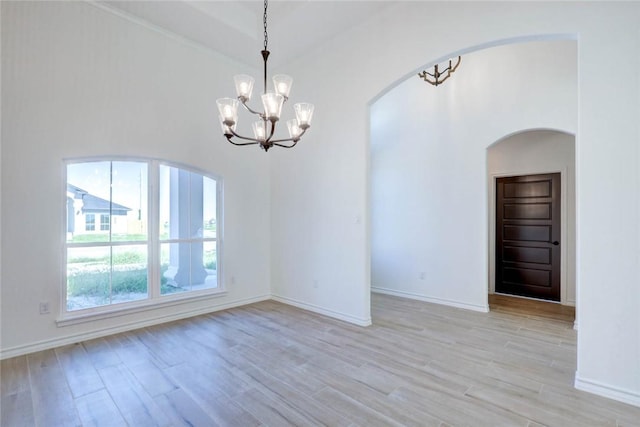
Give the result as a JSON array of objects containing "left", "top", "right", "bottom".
[{"left": 100, "top": 1, "right": 393, "bottom": 68}]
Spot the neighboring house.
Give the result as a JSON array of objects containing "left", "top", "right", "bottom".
[{"left": 66, "top": 184, "right": 131, "bottom": 237}]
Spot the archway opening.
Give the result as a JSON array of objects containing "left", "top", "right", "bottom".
[
  {"left": 487, "top": 130, "right": 576, "bottom": 324},
  {"left": 369, "top": 39, "right": 577, "bottom": 315}
]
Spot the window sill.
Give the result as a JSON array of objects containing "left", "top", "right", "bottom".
[{"left": 56, "top": 289, "right": 227, "bottom": 327}]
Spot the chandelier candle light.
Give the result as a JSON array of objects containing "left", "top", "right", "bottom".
[
  {"left": 418, "top": 56, "right": 461, "bottom": 86},
  {"left": 217, "top": 0, "right": 314, "bottom": 151}
]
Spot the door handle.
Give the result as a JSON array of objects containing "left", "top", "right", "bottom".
[{"left": 552, "top": 241, "right": 559, "bottom": 246}]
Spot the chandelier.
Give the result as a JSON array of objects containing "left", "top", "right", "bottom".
[
  {"left": 418, "top": 56, "right": 461, "bottom": 86},
  {"left": 216, "top": 0, "right": 314, "bottom": 152}
]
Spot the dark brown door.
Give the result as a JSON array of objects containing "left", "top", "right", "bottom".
[{"left": 496, "top": 173, "right": 560, "bottom": 301}]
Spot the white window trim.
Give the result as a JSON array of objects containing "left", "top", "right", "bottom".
[
  {"left": 60, "top": 157, "right": 224, "bottom": 326},
  {"left": 56, "top": 289, "right": 228, "bottom": 327}
]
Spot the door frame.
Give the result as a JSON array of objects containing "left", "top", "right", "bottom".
[{"left": 489, "top": 167, "right": 569, "bottom": 305}]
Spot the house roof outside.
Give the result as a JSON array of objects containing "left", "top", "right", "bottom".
[{"left": 67, "top": 184, "right": 131, "bottom": 216}]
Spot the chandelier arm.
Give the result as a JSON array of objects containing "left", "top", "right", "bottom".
[
  {"left": 225, "top": 135, "right": 260, "bottom": 146},
  {"left": 272, "top": 141, "right": 298, "bottom": 148},
  {"left": 266, "top": 120, "right": 276, "bottom": 141},
  {"left": 228, "top": 128, "right": 263, "bottom": 144},
  {"left": 240, "top": 100, "right": 266, "bottom": 118},
  {"left": 438, "top": 73, "right": 453, "bottom": 85},
  {"left": 418, "top": 71, "right": 436, "bottom": 80},
  {"left": 228, "top": 139, "right": 260, "bottom": 146},
  {"left": 270, "top": 138, "right": 297, "bottom": 146},
  {"left": 450, "top": 56, "right": 461, "bottom": 72},
  {"left": 419, "top": 74, "right": 438, "bottom": 85},
  {"left": 269, "top": 127, "right": 308, "bottom": 144}
]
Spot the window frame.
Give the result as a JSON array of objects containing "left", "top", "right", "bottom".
[
  {"left": 60, "top": 157, "right": 225, "bottom": 325},
  {"left": 155, "top": 161, "right": 222, "bottom": 297}
]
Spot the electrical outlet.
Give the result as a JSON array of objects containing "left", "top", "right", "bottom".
[
  {"left": 313, "top": 279, "right": 319, "bottom": 289},
  {"left": 231, "top": 276, "right": 236, "bottom": 285},
  {"left": 39, "top": 302, "right": 50, "bottom": 315},
  {"left": 419, "top": 272, "right": 426, "bottom": 280}
]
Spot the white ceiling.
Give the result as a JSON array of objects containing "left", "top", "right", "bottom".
[{"left": 100, "top": 1, "right": 393, "bottom": 69}]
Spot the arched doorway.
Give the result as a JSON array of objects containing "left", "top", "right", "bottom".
[
  {"left": 487, "top": 130, "right": 576, "bottom": 323},
  {"left": 369, "top": 40, "right": 577, "bottom": 315}
]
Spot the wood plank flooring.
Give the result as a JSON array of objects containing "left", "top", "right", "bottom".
[
  {"left": 2, "top": 293, "right": 639, "bottom": 426},
  {"left": 489, "top": 293, "right": 576, "bottom": 324}
]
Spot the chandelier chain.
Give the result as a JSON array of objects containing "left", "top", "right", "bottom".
[{"left": 263, "top": 0, "right": 268, "bottom": 50}]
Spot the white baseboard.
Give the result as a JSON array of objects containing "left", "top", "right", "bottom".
[
  {"left": 575, "top": 374, "right": 640, "bottom": 408},
  {"left": 372, "top": 286, "right": 489, "bottom": 313},
  {"left": 0, "top": 294, "right": 271, "bottom": 360},
  {"left": 271, "top": 294, "right": 372, "bottom": 326},
  {"left": 1, "top": 293, "right": 372, "bottom": 359}
]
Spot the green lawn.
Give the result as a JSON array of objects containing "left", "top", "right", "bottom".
[
  {"left": 66, "top": 243, "right": 217, "bottom": 302},
  {"left": 70, "top": 233, "right": 147, "bottom": 243},
  {"left": 67, "top": 265, "right": 181, "bottom": 299}
]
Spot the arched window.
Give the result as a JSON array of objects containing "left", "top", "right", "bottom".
[{"left": 64, "top": 159, "right": 222, "bottom": 315}]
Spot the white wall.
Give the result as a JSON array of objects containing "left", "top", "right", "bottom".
[
  {"left": 271, "top": 2, "right": 640, "bottom": 406},
  {"left": 3, "top": 0, "right": 640, "bottom": 408},
  {"left": 487, "top": 130, "right": 576, "bottom": 306},
  {"left": 370, "top": 41, "right": 577, "bottom": 312},
  {"left": 1, "top": 1, "right": 271, "bottom": 357}
]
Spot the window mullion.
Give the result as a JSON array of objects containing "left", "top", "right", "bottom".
[
  {"left": 109, "top": 162, "right": 114, "bottom": 304},
  {"left": 217, "top": 179, "right": 223, "bottom": 290},
  {"left": 148, "top": 160, "right": 160, "bottom": 300}
]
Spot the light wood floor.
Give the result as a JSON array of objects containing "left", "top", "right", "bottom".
[
  {"left": 2, "top": 293, "right": 639, "bottom": 426},
  {"left": 489, "top": 293, "right": 576, "bottom": 324}
]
